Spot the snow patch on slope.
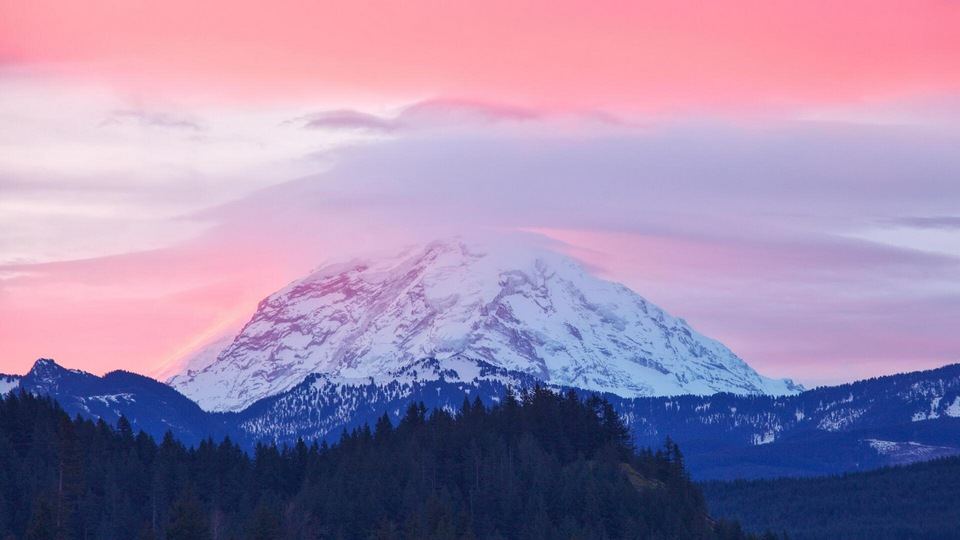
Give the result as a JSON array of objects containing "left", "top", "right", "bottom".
[
  {"left": 864, "top": 439, "right": 960, "bottom": 463},
  {"left": 0, "top": 374, "right": 20, "bottom": 395},
  {"left": 752, "top": 431, "right": 776, "bottom": 445},
  {"left": 946, "top": 396, "right": 960, "bottom": 418},
  {"left": 82, "top": 393, "right": 136, "bottom": 406}
]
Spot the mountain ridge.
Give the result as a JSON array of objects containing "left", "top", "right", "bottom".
[
  {"left": 3, "top": 358, "right": 232, "bottom": 446},
  {"left": 5, "top": 357, "right": 960, "bottom": 479}
]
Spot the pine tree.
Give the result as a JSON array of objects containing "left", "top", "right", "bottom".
[
  {"left": 247, "top": 501, "right": 282, "bottom": 539},
  {"left": 166, "top": 488, "right": 209, "bottom": 540},
  {"left": 24, "top": 496, "right": 55, "bottom": 540},
  {"left": 374, "top": 413, "right": 394, "bottom": 445}
]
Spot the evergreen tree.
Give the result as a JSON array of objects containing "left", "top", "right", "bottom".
[
  {"left": 247, "top": 501, "right": 282, "bottom": 539},
  {"left": 166, "top": 488, "right": 209, "bottom": 540},
  {"left": 24, "top": 496, "right": 55, "bottom": 540}
]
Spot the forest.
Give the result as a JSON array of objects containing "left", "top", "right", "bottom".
[
  {"left": 0, "top": 387, "right": 779, "bottom": 539},
  {"left": 703, "top": 455, "right": 960, "bottom": 539}
]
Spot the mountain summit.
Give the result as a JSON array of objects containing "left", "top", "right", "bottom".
[{"left": 170, "top": 238, "right": 800, "bottom": 411}]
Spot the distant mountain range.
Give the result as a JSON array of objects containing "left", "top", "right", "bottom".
[
  {"left": 621, "top": 362, "right": 960, "bottom": 479},
  {"left": 3, "top": 359, "right": 231, "bottom": 445},
  {"left": 4, "top": 358, "right": 959, "bottom": 479}
]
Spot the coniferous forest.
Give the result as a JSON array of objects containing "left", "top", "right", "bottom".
[
  {"left": 0, "top": 387, "right": 776, "bottom": 540},
  {"left": 702, "top": 456, "right": 960, "bottom": 540}
]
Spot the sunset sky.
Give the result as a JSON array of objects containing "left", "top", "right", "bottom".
[{"left": 1, "top": 0, "right": 958, "bottom": 385}]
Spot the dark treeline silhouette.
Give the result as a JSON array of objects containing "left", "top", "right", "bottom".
[
  {"left": 1, "top": 388, "right": 776, "bottom": 539},
  {"left": 703, "top": 455, "right": 960, "bottom": 540}
]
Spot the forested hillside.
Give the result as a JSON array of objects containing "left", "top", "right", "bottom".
[
  {"left": 0, "top": 388, "right": 773, "bottom": 540},
  {"left": 703, "top": 456, "right": 960, "bottom": 539},
  {"left": 9, "top": 358, "right": 960, "bottom": 482}
]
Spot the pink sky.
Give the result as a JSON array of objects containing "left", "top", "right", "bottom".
[
  {"left": 3, "top": 1, "right": 959, "bottom": 110},
  {"left": 1, "top": 1, "right": 959, "bottom": 385}
]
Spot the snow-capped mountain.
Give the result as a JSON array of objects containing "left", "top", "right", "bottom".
[{"left": 170, "top": 237, "right": 800, "bottom": 412}]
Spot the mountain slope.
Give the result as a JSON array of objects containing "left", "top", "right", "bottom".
[
  {"left": 221, "top": 359, "right": 960, "bottom": 476},
  {"left": 8, "top": 357, "right": 960, "bottom": 479},
  {"left": 15, "top": 358, "right": 231, "bottom": 446},
  {"left": 170, "top": 237, "right": 799, "bottom": 411},
  {"left": 620, "top": 362, "right": 960, "bottom": 478},
  {"left": 233, "top": 356, "right": 541, "bottom": 443},
  {"left": 225, "top": 360, "right": 960, "bottom": 477}
]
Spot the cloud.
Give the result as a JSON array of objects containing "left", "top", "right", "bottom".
[
  {"left": 0, "top": 76, "right": 370, "bottom": 264},
  {"left": 3, "top": 84, "right": 960, "bottom": 385},
  {"left": 0, "top": 270, "right": 34, "bottom": 281},
  {"left": 884, "top": 216, "right": 960, "bottom": 230},
  {"left": 296, "top": 109, "right": 399, "bottom": 133},
  {"left": 292, "top": 99, "right": 553, "bottom": 134},
  {"left": 100, "top": 109, "right": 205, "bottom": 131},
  {"left": 399, "top": 99, "right": 544, "bottom": 125},
  {"left": 189, "top": 117, "right": 960, "bottom": 385},
  {"left": 239, "top": 120, "right": 960, "bottom": 239}
]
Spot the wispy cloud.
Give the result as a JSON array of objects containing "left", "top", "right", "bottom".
[
  {"left": 290, "top": 99, "right": 549, "bottom": 133},
  {"left": 400, "top": 99, "right": 544, "bottom": 124},
  {"left": 884, "top": 216, "right": 960, "bottom": 230},
  {"left": 100, "top": 109, "right": 205, "bottom": 131},
  {"left": 295, "top": 109, "right": 399, "bottom": 133},
  {"left": 0, "top": 76, "right": 366, "bottom": 264}
]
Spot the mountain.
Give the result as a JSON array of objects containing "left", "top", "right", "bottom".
[
  {"left": 227, "top": 360, "right": 960, "bottom": 478},
  {"left": 620, "top": 362, "right": 960, "bottom": 479},
  {"left": 170, "top": 237, "right": 800, "bottom": 412},
  {"left": 8, "top": 358, "right": 231, "bottom": 446},
  {"left": 7, "top": 357, "right": 960, "bottom": 479},
  {"left": 232, "top": 356, "right": 541, "bottom": 444},
  {"left": 216, "top": 358, "right": 960, "bottom": 477}
]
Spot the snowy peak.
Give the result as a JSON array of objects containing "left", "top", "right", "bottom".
[
  {"left": 22, "top": 358, "right": 91, "bottom": 395},
  {"left": 170, "top": 237, "right": 800, "bottom": 412}
]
